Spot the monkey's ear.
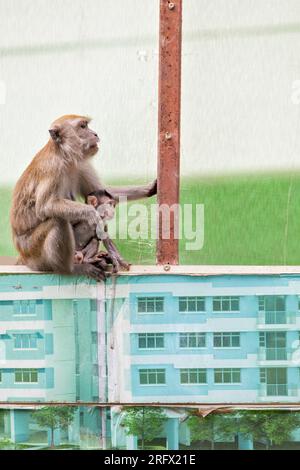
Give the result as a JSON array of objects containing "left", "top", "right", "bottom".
[
  {"left": 87, "top": 195, "right": 98, "bottom": 207},
  {"left": 49, "top": 126, "right": 61, "bottom": 143}
]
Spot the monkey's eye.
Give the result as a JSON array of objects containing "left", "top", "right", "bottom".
[{"left": 80, "top": 122, "right": 87, "bottom": 129}]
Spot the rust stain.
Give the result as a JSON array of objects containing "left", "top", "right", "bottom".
[{"left": 157, "top": 0, "right": 182, "bottom": 265}]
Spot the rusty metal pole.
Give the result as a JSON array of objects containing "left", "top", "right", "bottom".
[{"left": 157, "top": 0, "right": 182, "bottom": 265}]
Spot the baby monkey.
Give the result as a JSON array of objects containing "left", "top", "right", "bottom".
[{"left": 73, "top": 190, "right": 129, "bottom": 273}]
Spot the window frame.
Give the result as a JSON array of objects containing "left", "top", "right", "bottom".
[
  {"left": 214, "top": 368, "right": 241, "bottom": 384},
  {"left": 13, "top": 333, "right": 38, "bottom": 350},
  {"left": 180, "top": 368, "right": 207, "bottom": 385},
  {"left": 179, "top": 332, "right": 206, "bottom": 349},
  {"left": 259, "top": 295, "right": 286, "bottom": 312},
  {"left": 137, "top": 333, "right": 165, "bottom": 350},
  {"left": 13, "top": 300, "right": 37, "bottom": 317},
  {"left": 14, "top": 368, "right": 39, "bottom": 384},
  {"left": 137, "top": 297, "right": 164, "bottom": 314},
  {"left": 212, "top": 296, "right": 240, "bottom": 313},
  {"left": 213, "top": 332, "right": 240, "bottom": 348},
  {"left": 139, "top": 368, "right": 166, "bottom": 386},
  {"left": 178, "top": 296, "right": 206, "bottom": 313}
]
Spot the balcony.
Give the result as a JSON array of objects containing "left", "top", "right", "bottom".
[
  {"left": 257, "top": 311, "right": 296, "bottom": 329},
  {"left": 259, "top": 383, "right": 298, "bottom": 399},
  {"left": 257, "top": 347, "right": 291, "bottom": 364}
]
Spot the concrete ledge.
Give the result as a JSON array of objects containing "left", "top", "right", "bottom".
[{"left": 1, "top": 259, "right": 300, "bottom": 275}]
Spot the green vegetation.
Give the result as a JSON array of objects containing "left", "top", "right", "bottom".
[
  {"left": 238, "top": 410, "right": 300, "bottom": 450},
  {"left": 187, "top": 413, "right": 236, "bottom": 450},
  {"left": 187, "top": 410, "right": 300, "bottom": 450},
  {"left": 122, "top": 407, "right": 167, "bottom": 450},
  {"left": 31, "top": 406, "right": 76, "bottom": 449},
  {"left": 2, "top": 172, "right": 300, "bottom": 264}
]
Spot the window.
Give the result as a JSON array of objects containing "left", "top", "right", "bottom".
[
  {"left": 259, "top": 332, "right": 265, "bottom": 347},
  {"left": 214, "top": 368, "right": 241, "bottom": 384},
  {"left": 137, "top": 297, "right": 164, "bottom": 313},
  {"left": 0, "top": 371, "right": 2, "bottom": 382},
  {"left": 139, "top": 369, "right": 166, "bottom": 385},
  {"left": 13, "top": 300, "right": 36, "bottom": 315},
  {"left": 13, "top": 334, "right": 38, "bottom": 349},
  {"left": 213, "top": 297, "right": 239, "bottom": 312},
  {"left": 259, "top": 332, "right": 286, "bottom": 348},
  {"left": 260, "top": 368, "right": 266, "bottom": 383},
  {"left": 14, "top": 369, "right": 38, "bottom": 383},
  {"left": 260, "top": 368, "right": 288, "bottom": 396},
  {"left": 180, "top": 369, "right": 207, "bottom": 384},
  {"left": 178, "top": 297, "right": 205, "bottom": 312},
  {"left": 259, "top": 296, "right": 286, "bottom": 324},
  {"left": 213, "top": 333, "right": 240, "bottom": 348},
  {"left": 259, "top": 295, "right": 285, "bottom": 311},
  {"left": 138, "top": 333, "right": 164, "bottom": 349},
  {"left": 179, "top": 333, "right": 206, "bottom": 348},
  {"left": 259, "top": 332, "right": 287, "bottom": 360},
  {"left": 90, "top": 299, "right": 97, "bottom": 311}
]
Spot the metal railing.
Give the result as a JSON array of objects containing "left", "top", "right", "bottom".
[
  {"left": 257, "top": 311, "right": 296, "bottom": 325},
  {"left": 258, "top": 347, "right": 289, "bottom": 361},
  {"left": 259, "top": 383, "right": 289, "bottom": 397}
]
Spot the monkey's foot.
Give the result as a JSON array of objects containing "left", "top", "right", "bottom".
[
  {"left": 88, "top": 251, "right": 112, "bottom": 270},
  {"left": 72, "top": 263, "right": 107, "bottom": 281},
  {"left": 115, "top": 258, "right": 130, "bottom": 272},
  {"left": 104, "top": 253, "right": 130, "bottom": 273},
  {"left": 89, "top": 251, "right": 130, "bottom": 273}
]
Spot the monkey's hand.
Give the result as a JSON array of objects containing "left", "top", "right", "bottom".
[{"left": 147, "top": 179, "right": 157, "bottom": 197}]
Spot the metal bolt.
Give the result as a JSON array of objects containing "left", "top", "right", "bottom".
[
  {"left": 168, "top": 2, "right": 175, "bottom": 9},
  {"left": 164, "top": 264, "right": 171, "bottom": 271},
  {"left": 165, "top": 131, "right": 172, "bottom": 140}
]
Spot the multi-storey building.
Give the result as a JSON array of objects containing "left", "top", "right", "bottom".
[
  {"left": 107, "top": 274, "right": 300, "bottom": 405},
  {"left": 2, "top": 269, "right": 300, "bottom": 449},
  {"left": 0, "top": 274, "right": 100, "bottom": 444},
  {"left": 106, "top": 272, "right": 300, "bottom": 448}
]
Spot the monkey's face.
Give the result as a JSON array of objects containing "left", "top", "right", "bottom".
[
  {"left": 49, "top": 115, "right": 100, "bottom": 159},
  {"left": 96, "top": 197, "right": 116, "bottom": 221},
  {"left": 74, "top": 119, "right": 100, "bottom": 157},
  {"left": 87, "top": 194, "right": 116, "bottom": 221}
]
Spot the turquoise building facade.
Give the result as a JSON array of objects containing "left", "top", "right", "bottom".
[
  {"left": 107, "top": 274, "right": 300, "bottom": 405},
  {"left": 1, "top": 270, "right": 300, "bottom": 448},
  {"left": 0, "top": 274, "right": 100, "bottom": 444}
]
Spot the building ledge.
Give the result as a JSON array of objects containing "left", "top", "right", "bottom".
[{"left": 2, "top": 259, "right": 300, "bottom": 276}]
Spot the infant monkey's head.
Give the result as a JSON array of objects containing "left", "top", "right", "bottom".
[{"left": 86, "top": 190, "right": 116, "bottom": 221}]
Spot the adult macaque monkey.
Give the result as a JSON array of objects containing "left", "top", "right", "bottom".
[{"left": 10, "top": 115, "right": 156, "bottom": 280}]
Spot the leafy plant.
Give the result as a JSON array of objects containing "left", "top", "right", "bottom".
[{"left": 122, "top": 407, "right": 167, "bottom": 450}]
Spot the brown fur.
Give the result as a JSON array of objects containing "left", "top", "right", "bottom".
[
  {"left": 73, "top": 190, "right": 129, "bottom": 272},
  {"left": 10, "top": 115, "right": 157, "bottom": 279}
]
